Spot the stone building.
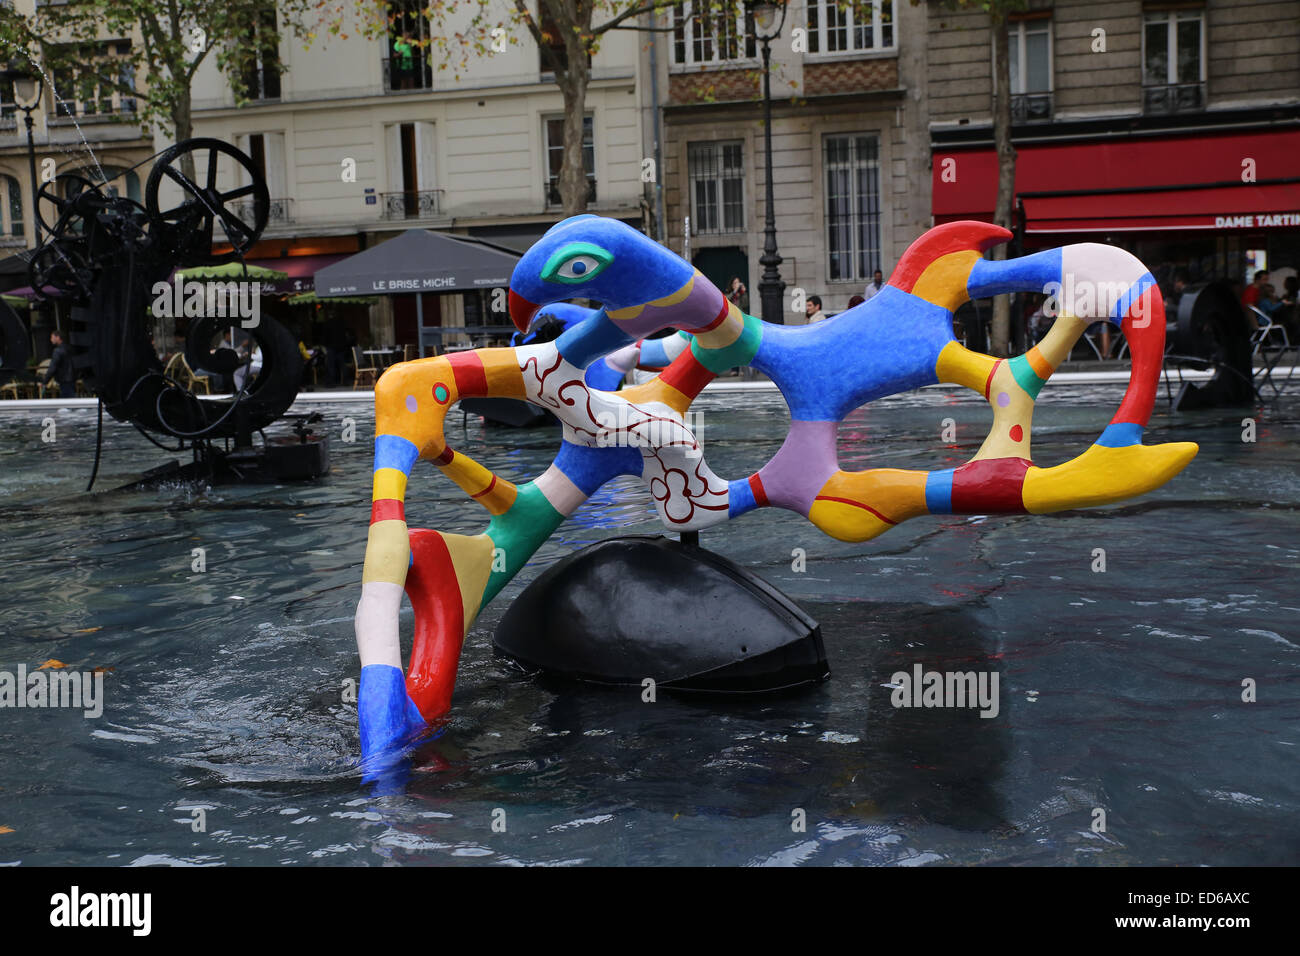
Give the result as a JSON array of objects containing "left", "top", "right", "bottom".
[
  {"left": 926, "top": 0, "right": 1300, "bottom": 302},
  {"left": 651, "top": 0, "right": 932, "bottom": 320},
  {"left": 176, "top": 0, "right": 651, "bottom": 351},
  {"left": 0, "top": 5, "right": 153, "bottom": 348}
]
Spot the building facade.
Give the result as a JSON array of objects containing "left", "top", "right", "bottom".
[
  {"left": 180, "top": 0, "right": 651, "bottom": 351},
  {"left": 927, "top": 0, "right": 1300, "bottom": 301},
  {"left": 0, "top": 3, "right": 153, "bottom": 353},
  {"left": 652, "top": 0, "right": 932, "bottom": 320}
]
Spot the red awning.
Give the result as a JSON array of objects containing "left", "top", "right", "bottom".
[
  {"left": 1022, "top": 183, "right": 1300, "bottom": 233},
  {"left": 933, "top": 128, "right": 1300, "bottom": 234}
]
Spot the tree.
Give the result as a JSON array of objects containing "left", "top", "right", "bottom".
[
  {"left": 929, "top": 0, "right": 1027, "bottom": 357},
  {"left": 0, "top": 0, "right": 320, "bottom": 180}
]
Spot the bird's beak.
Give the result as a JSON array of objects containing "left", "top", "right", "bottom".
[{"left": 508, "top": 290, "right": 539, "bottom": 333}]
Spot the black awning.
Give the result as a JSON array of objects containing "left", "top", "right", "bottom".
[{"left": 314, "top": 228, "right": 519, "bottom": 298}]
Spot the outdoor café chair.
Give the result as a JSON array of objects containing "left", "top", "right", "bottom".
[
  {"left": 162, "top": 352, "right": 212, "bottom": 394},
  {"left": 352, "top": 345, "right": 379, "bottom": 389},
  {"left": 1248, "top": 306, "right": 1296, "bottom": 398}
]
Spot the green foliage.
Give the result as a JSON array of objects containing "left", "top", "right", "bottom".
[{"left": 0, "top": 0, "right": 321, "bottom": 140}]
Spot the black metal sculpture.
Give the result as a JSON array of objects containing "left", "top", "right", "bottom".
[{"left": 25, "top": 138, "right": 325, "bottom": 487}]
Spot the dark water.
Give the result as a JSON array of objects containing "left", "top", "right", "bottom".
[{"left": 1, "top": 384, "right": 1297, "bottom": 866}]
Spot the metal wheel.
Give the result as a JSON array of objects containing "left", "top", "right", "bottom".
[
  {"left": 27, "top": 243, "right": 94, "bottom": 300},
  {"left": 144, "top": 138, "right": 268, "bottom": 264},
  {"left": 36, "top": 174, "right": 99, "bottom": 237}
]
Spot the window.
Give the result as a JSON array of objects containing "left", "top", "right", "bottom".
[
  {"left": 383, "top": 122, "right": 437, "bottom": 218},
  {"left": 2, "top": 175, "right": 23, "bottom": 238},
  {"left": 1007, "top": 18, "right": 1051, "bottom": 122},
  {"left": 1143, "top": 10, "right": 1204, "bottom": 113},
  {"left": 824, "top": 134, "right": 880, "bottom": 283},
  {"left": 688, "top": 141, "right": 745, "bottom": 234},
  {"left": 240, "top": 4, "right": 281, "bottom": 101},
  {"left": 538, "top": 8, "right": 590, "bottom": 75},
  {"left": 671, "top": 2, "right": 755, "bottom": 66},
  {"left": 50, "top": 44, "right": 136, "bottom": 119},
  {"left": 806, "top": 0, "right": 894, "bottom": 55},
  {"left": 545, "top": 115, "right": 595, "bottom": 207},
  {"left": 1, "top": 78, "right": 19, "bottom": 128},
  {"left": 237, "top": 132, "right": 291, "bottom": 221},
  {"left": 386, "top": 0, "right": 433, "bottom": 91}
]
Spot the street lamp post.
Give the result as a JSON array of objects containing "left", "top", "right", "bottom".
[
  {"left": 3, "top": 64, "right": 45, "bottom": 246},
  {"left": 747, "top": 0, "right": 787, "bottom": 326}
]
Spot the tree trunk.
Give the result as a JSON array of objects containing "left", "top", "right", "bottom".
[
  {"left": 556, "top": 10, "right": 592, "bottom": 217},
  {"left": 989, "top": 10, "right": 1017, "bottom": 358},
  {"left": 172, "top": 89, "right": 196, "bottom": 181}
]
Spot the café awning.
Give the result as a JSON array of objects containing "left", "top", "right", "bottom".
[
  {"left": 314, "top": 228, "right": 520, "bottom": 298},
  {"left": 932, "top": 128, "right": 1300, "bottom": 234}
]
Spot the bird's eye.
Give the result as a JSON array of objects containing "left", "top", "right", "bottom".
[
  {"left": 558, "top": 255, "right": 600, "bottom": 279},
  {"left": 541, "top": 242, "right": 612, "bottom": 285}
]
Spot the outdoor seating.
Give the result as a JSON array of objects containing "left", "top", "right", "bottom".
[
  {"left": 162, "top": 352, "right": 212, "bottom": 394},
  {"left": 352, "top": 345, "right": 379, "bottom": 389},
  {"left": 1249, "top": 306, "right": 1297, "bottom": 398},
  {"left": 0, "top": 371, "right": 36, "bottom": 400}
]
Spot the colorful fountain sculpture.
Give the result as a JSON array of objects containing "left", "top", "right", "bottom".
[{"left": 354, "top": 216, "right": 1198, "bottom": 776}]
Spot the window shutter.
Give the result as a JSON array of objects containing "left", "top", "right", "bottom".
[
  {"left": 265, "top": 132, "right": 287, "bottom": 198},
  {"left": 415, "top": 121, "right": 436, "bottom": 193},
  {"left": 385, "top": 124, "right": 403, "bottom": 192}
]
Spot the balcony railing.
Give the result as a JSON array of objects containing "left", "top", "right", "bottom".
[
  {"left": 1010, "top": 92, "right": 1053, "bottom": 124},
  {"left": 233, "top": 196, "right": 293, "bottom": 225},
  {"left": 380, "top": 189, "right": 443, "bottom": 220},
  {"left": 381, "top": 56, "right": 434, "bottom": 93},
  {"left": 49, "top": 91, "right": 138, "bottom": 123},
  {"left": 1143, "top": 82, "right": 1205, "bottom": 115}
]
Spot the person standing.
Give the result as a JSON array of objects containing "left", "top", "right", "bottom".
[
  {"left": 1242, "top": 269, "right": 1270, "bottom": 330},
  {"left": 805, "top": 295, "right": 826, "bottom": 323},
  {"left": 725, "top": 277, "right": 749, "bottom": 315},
  {"left": 42, "top": 330, "right": 76, "bottom": 399},
  {"left": 862, "top": 269, "right": 885, "bottom": 301}
]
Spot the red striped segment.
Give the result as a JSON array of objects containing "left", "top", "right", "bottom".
[{"left": 370, "top": 498, "right": 405, "bottom": 524}]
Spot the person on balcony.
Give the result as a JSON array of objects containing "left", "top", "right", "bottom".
[{"left": 393, "top": 34, "right": 415, "bottom": 89}]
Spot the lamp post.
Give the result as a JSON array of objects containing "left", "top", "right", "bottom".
[
  {"left": 747, "top": 0, "right": 787, "bottom": 326},
  {"left": 3, "top": 64, "right": 45, "bottom": 246}
]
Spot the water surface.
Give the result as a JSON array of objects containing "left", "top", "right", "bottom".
[{"left": 0, "top": 384, "right": 1296, "bottom": 865}]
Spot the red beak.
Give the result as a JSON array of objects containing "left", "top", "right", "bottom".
[{"left": 508, "top": 290, "right": 539, "bottom": 333}]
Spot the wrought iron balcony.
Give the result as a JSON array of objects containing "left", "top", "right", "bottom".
[
  {"left": 380, "top": 189, "right": 443, "bottom": 220},
  {"left": 49, "top": 93, "right": 137, "bottom": 123},
  {"left": 233, "top": 196, "right": 294, "bottom": 225},
  {"left": 381, "top": 56, "right": 434, "bottom": 93},
  {"left": 1143, "top": 82, "right": 1205, "bottom": 115},
  {"left": 1010, "top": 92, "right": 1053, "bottom": 124}
]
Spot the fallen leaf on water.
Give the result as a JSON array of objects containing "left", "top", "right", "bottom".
[{"left": 37, "top": 659, "right": 65, "bottom": 670}]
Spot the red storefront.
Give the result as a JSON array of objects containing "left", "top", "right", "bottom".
[{"left": 932, "top": 127, "right": 1300, "bottom": 288}]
